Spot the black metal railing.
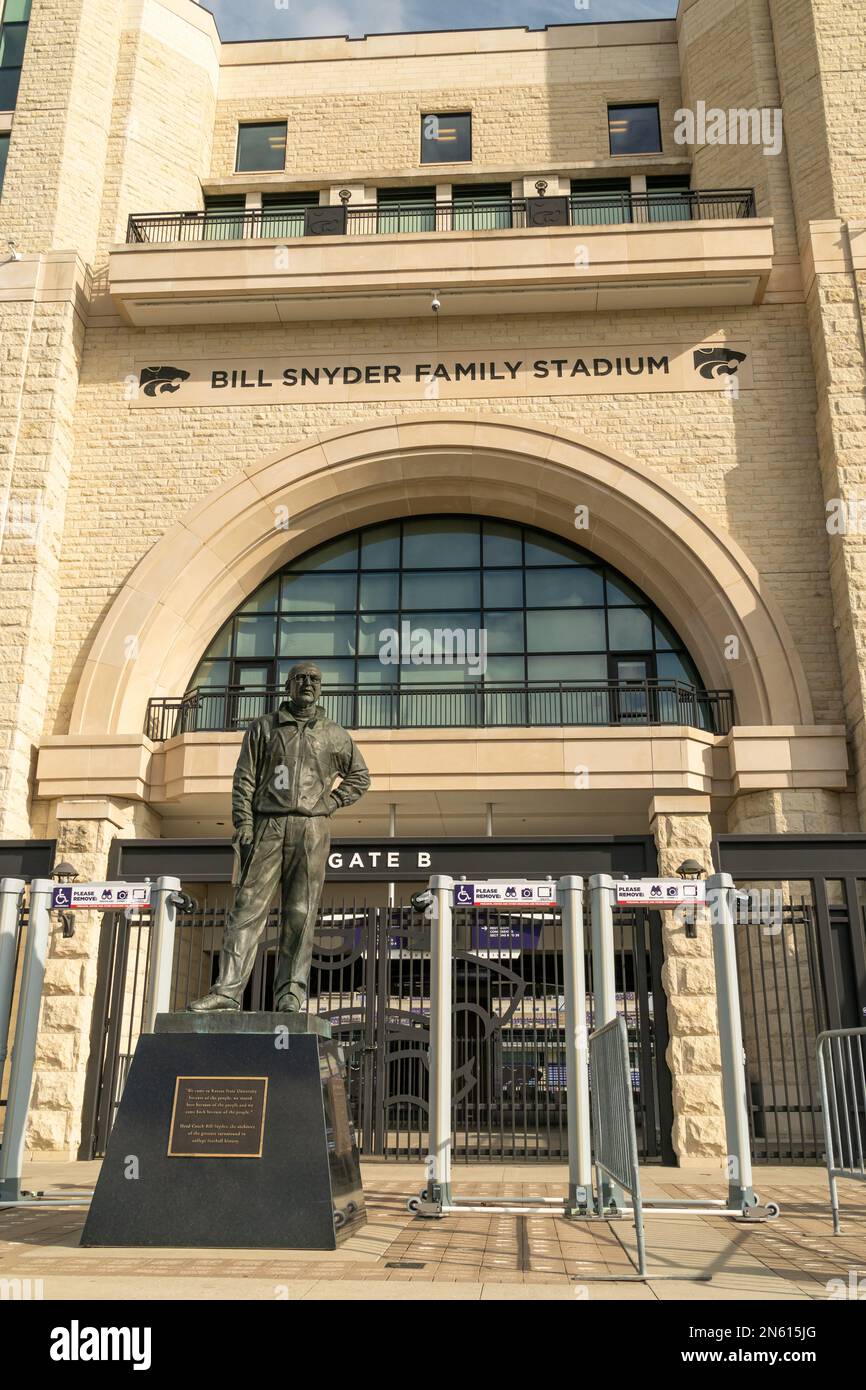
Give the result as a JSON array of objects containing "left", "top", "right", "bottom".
[
  {"left": 144, "top": 680, "right": 734, "bottom": 741},
  {"left": 126, "top": 189, "right": 757, "bottom": 245}
]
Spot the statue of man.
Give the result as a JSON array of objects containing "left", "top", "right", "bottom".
[{"left": 190, "top": 662, "right": 370, "bottom": 1013}]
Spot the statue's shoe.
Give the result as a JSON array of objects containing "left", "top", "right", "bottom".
[
  {"left": 274, "top": 992, "right": 304, "bottom": 1013},
  {"left": 187, "top": 992, "right": 241, "bottom": 1013}
]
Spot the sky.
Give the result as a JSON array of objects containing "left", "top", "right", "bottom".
[{"left": 202, "top": 0, "right": 677, "bottom": 43}]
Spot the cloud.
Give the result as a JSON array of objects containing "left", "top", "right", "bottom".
[{"left": 205, "top": 0, "right": 676, "bottom": 43}]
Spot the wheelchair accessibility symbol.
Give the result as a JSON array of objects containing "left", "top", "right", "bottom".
[{"left": 455, "top": 883, "right": 474, "bottom": 905}]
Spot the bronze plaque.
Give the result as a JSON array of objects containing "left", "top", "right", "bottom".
[{"left": 167, "top": 1075, "right": 268, "bottom": 1158}]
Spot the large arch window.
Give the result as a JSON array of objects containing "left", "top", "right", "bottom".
[{"left": 182, "top": 517, "right": 723, "bottom": 731}]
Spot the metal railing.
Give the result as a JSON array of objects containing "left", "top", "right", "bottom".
[
  {"left": 817, "top": 1027, "right": 866, "bottom": 1233},
  {"left": 144, "top": 679, "right": 734, "bottom": 741},
  {"left": 126, "top": 189, "right": 757, "bottom": 244},
  {"left": 589, "top": 1016, "right": 647, "bottom": 1274}
]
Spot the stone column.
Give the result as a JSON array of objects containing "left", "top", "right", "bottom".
[
  {"left": 649, "top": 794, "right": 725, "bottom": 1165},
  {"left": 28, "top": 798, "right": 160, "bottom": 1157}
]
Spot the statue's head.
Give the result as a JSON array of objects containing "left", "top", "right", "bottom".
[{"left": 285, "top": 661, "right": 323, "bottom": 713}]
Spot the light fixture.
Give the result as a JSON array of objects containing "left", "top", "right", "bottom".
[
  {"left": 677, "top": 859, "right": 705, "bottom": 938},
  {"left": 677, "top": 859, "right": 704, "bottom": 878},
  {"left": 53, "top": 860, "right": 80, "bottom": 883},
  {"left": 535, "top": 180, "right": 548, "bottom": 196}
]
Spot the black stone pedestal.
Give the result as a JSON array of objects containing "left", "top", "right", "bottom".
[{"left": 80, "top": 1013, "right": 365, "bottom": 1249}]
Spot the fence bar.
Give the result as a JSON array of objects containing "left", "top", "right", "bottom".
[
  {"left": 0, "top": 878, "right": 25, "bottom": 1088},
  {"left": 423, "top": 874, "right": 454, "bottom": 1207},
  {"left": 707, "top": 871, "right": 756, "bottom": 1209},
  {"left": 142, "top": 877, "right": 180, "bottom": 1032},
  {"left": 0, "top": 879, "right": 52, "bottom": 1201},
  {"left": 558, "top": 875, "right": 591, "bottom": 1211}
]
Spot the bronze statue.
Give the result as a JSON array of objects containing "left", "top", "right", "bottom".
[{"left": 189, "top": 662, "right": 370, "bottom": 1013}]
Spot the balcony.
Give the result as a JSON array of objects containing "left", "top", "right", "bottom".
[
  {"left": 109, "top": 189, "right": 773, "bottom": 325},
  {"left": 127, "top": 190, "right": 757, "bottom": 244},
  {"left": 144, "top": 680, "right": 734, "bottom": 741}
]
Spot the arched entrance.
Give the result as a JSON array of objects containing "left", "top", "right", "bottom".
[{"left": 70, "top": 414, "right": 813, "bottom": 736}]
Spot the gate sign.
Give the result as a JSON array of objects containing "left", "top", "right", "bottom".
[
  {"left": 615, "top": 879, "right": 706, "bottom": 908},
  {"left": 454, "top": 881, "right": 557, "bottom": 909},
  {"left": 50, "top": 882, "right": 152, "bottom": 910}
]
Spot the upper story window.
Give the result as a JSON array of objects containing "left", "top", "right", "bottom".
[
  {"left": 452, "top": 183, "right": 512, "bottom": 230},
  {"left": 0, "top": 130, "right": 9, "bottom": 196},
  {"left": 421, "top": 112, "right": 471, "bottom": 164},
  {"left": 236, "top": 121, "right": 287, "bottom": 173},
  {"left": 608, "top": 103, "right": 662, "bottom": 157},
  {"left": 0, "top": 0, "right": 30, "bottom": 112},
  {"left": 377, "top": 186, "right": 437, "bottom": 234}
]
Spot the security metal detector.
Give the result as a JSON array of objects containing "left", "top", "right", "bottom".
[
  {"left": 589, "top": 871, "right": 779, "bottom": 1222},
  {"left": 410, "top": 873, "right": 593, "bottom": 1219}
]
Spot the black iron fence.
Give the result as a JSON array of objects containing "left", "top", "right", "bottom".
[
  {"left": 126, "top": 189, "right": 757, "bottom": 244},
  {"left": 85, "top": 898, "right": 673, "bottom": 1164},
  {"left": 145, "top": 680, "right": 734, "bottom": 741}
]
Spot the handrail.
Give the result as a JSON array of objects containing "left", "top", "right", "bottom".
[
  {"left": 126, "top": 189, "right": 757, "bottom": 244},
  {"left": 144, "top": 679, "right": 734, "bottom": 741}
]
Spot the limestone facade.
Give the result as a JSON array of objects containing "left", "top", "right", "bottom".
[{"left": 0, "top": 0, "right": 863, "bottom": 1160}]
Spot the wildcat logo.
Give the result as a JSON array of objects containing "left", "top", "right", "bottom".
[
  {"left": 139, "top": 365, "right": 190, "bottom": 397},
  {"left": 693, "top": 347, "right": 747, "bottom": 380}
]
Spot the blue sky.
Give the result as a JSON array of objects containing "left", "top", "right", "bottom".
[{"left": 203, "top": 0, "right": 677, "bottom": 42}]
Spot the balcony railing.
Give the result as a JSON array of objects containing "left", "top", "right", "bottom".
[
  {"left": 126, "top": 190, "right": 757, "bottom": 245},
  {"left": 145, "top": 680, "right": 734, "bottom": 741}
]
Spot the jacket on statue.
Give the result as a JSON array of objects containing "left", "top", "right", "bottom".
[{"left": 229, "top": 702, "right": 371, "bottom": 883}]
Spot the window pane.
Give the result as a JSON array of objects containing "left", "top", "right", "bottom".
[
  {"left": 239, "top": 577, "right": 279, "bottom": 613},
  {"left": 526, "top": 567, "right": 603, "bottom": 607},
  {"left": 527, "top": 609, "right": 606, "bottom": 652},
  {"left": 483, "top": 569, "right": 522, "bottom": 607},
  {"left": 608, "top": 607, "right": 653, "bottom": 649},
  {"left": 653, "top": 615, "right": 679, "bottom": 651},
  {"left": 608, "top": 104, "right": 661, "bottom": 156},
  {"left": 357, "top": 613, "right": 397, "bottom": 657},
  {"left": 0, "top": 22, "right": 26, "bottom": 66},
  {"left": 235, "top": 615, "right": 277, "bottom": 658},
  {"left": 528, "top": 654, "right": 606, "bottom": 682},
  {"left": 657, "top": 651, "right": 699, "bottom": 684},
  {"left": 0, "top": 65, "right": 19, "bottom": 110},
  {"left": 483, "top": 521, "right": 522, "bottom": 566},
  {"left": 485, "top": 656, "right": 524, "bottom": 682},
  {"left": 400, "top": 663, "right": 475, "bottom": 685},
  {"left": 292, "top": 533, "right": 358, "bottom": 570},
  {"left": 570, "top": 178, "right": 631, "bottom": 227},
  {"left": 356, "top": 660, "right": 393, "bottom": 687},
  {"left": 192, "top": 658, "right": 230, "bottom": 688},
  {"left": 279, "top": 615, "right": 356, "bottom": 658},
  {"left": 403, "top": 613, "right": 482, "bottom": 651},
  {"left": 360, "top": 522, "right": 400, "bottom": 568},
  {"left": 359, "top": 572, "right": 399, "bottom": 611},
  {"left": 452, "top": 183, "right": 512, "bottom": 231},
  {"left": 421, "top": 111, "right": 471, "bottom": 164},
  {"left": 236, "top": 122, "right": 287, "bottom": 172},
  {"left": 2, "top": 1, "right": 31, "bottom": 22},
  {"left": 483, "top": 611, "right": 524, "bottom": 654},
  {"left": 281, "top": 572, "right": 357, "bottom": 612},
  {"left": 377, "top": 187, "right": 437, "bottom": 234},
  {"left": 402, "top": 518, "right": 480, "bottom": 567},
  {"left": 235, "top": 664, "right": 271, "bottom": 687},
  {"left": 402, "top": 570, "right": 480, "bottom": 609},
  {"left": 524, "top": 529, "right": 590, "bottom": 566},
  {"left": 606, "top": 573, "right": 645, "bottom": 606},
  {"left": 203, "top": 622, "right": 232, "bottom": 660}
]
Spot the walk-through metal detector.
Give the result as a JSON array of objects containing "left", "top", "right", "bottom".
[
  {"left": 411, "top": 870, "right": 780, "bottom": 1225},
  {"left": 0, "top": 875, "right": 181, "bottom": 1208}
]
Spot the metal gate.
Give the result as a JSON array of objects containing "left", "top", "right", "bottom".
[
  {"left": 734, "top": 900, "right": 829, "bottom": 1163},
  {"left": 86, "top": 893, "right": 673, "bottom": 1163}
]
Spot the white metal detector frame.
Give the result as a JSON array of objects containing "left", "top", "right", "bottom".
[
  {"left": 411, "top": 869, "right": 779, "bottom": 1224},
  {"left": 0, "top": 875, "right": 180, "bottom": 1208},
  {"left": 588, "top": 871, "right": 779, "bottom": 1223}
]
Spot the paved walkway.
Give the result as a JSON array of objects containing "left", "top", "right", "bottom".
[{"left": 1, "top": 1159, "right": 863, "bottom": 1300}]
